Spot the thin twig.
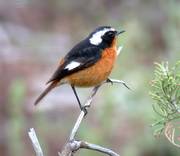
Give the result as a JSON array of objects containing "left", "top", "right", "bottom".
[
  {"left": 58, "top": 140, "right": 119, "bottom": 156},
  {"left": 30, "top": 78, "right": 129, "bottom": 156},
  {"left": 69, "top": 111, "right": 85, "bottom": 141},
  {"left": 59, "top": 79, "right": 129, "bottom": 156},
  {"left": 28, "top": 128, "right": 44, "bottom": 156},
  {"left": 69, "top": 85, "right": 100, "bottom": 140},
  {"left": 69, "top": 79, "right": 129, "bottom": 141},
  {"left": 79, "top": 141, "right": 119, "bottom": 156}
]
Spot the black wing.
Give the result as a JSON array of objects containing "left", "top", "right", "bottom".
[{"left": 47, "top": 45, "right": 103, "bottom": 84}]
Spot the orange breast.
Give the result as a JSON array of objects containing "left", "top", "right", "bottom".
[{"left": 67, "top": 46, "right": 117, "bottom": 87}]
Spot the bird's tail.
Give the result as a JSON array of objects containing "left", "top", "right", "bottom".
[{"left": 34, "top": 81, "right": 58, "bottom": 105}]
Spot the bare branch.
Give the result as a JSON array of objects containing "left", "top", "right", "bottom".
[
  {"left": 58, "top": 140, "right": 120, "bottom": 156},
  {"left": 69, "top": 85, "right": 101, "bottom": 141},
  {"left": 79, "top": 141, "right": 119, "bottom": 156},
  {"left": 58, "top": 143, "right": 73, "bottom": 156},
  {"left": 28, "top": 128, "right": 44, "bottom": 156},
  {"left": 30, "top": 78, "right": 128, "bottom": 156},
  {"left": 69, "top": 111, "right": 85, "bottom": 141},
  {"left": 69, "top": 79, "right": 129, "bottom": 141}
]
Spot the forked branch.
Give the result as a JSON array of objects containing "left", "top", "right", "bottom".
[{"left": 29, "top": 78, "right": 130, "bottom": 156}]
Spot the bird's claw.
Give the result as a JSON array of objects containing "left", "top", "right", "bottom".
[
  {"left": 106, "top": 78, "right": 113, "bottom": 85},
  {"left": 81, "top": 105, "right": 90, "bottom": 116}
]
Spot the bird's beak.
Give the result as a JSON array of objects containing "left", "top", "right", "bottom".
[{"left": 116, "top": 30, "right": 125, "bottom": 36}]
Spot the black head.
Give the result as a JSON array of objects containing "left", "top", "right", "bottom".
[{"left": 88, "top": 26, "right": 125, "bottom": 47}]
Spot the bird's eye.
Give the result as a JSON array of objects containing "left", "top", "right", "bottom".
[
  {"left": 102, "top": 30, "right": 116, "bottom": 43},
  {"left": 107, "top": 31, "right": 115, "bottom": 37}
]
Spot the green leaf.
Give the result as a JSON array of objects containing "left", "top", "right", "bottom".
[{"left": 150, "top": 61, "right": 180, "bottom": 133}]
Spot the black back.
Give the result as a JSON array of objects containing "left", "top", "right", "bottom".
[{"left": 47, "top": 26, "right": 116, "bottom": 83}]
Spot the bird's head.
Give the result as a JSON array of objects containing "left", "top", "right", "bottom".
[{"left": 89, "top": 26, "right": 125, "bottom": 47}]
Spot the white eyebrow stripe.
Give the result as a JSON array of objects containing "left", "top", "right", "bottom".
[
  {"left": 65, "top": 61, "right": 81, "bottom": 70},
  {"left": 89, "top": 28, "right": 115, "bottom": 45}
]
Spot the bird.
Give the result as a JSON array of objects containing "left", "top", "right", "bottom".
[{"left": 34, "top": 26, "right": 125, "bottom": 114}]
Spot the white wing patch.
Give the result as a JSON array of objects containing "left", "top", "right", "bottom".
[
  {"left": 65, "top": 61, "right": 81, "bottom": 70},
  {"left": 89, "top": 28, "right": 115, "bottom": 45}
]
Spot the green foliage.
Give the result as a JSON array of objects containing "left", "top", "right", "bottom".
[
  {"left": 8, "top": 79, "right": 26, "bottom": 156},
  {"left": 150, "top": 61, "right": 180, "bottom": 135}
]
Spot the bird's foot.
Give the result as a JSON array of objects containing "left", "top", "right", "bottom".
[
  {"left": 106, "top": 78, "right": 113, "bottom": 85},
  {"left": 81, "top": 105, "right": 90, "bottom": 116}
]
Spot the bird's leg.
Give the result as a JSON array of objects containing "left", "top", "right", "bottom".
[{"left": 71, "top": 85, "right": 88, "bottom": 115}]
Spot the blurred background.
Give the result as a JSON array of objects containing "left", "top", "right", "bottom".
[{"left": 0, "top": 0, "right": 180, "bottom": 156}]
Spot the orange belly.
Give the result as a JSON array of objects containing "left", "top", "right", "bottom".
[{"left": 66, "top": 47, "right": 117, "bottom": 87}]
